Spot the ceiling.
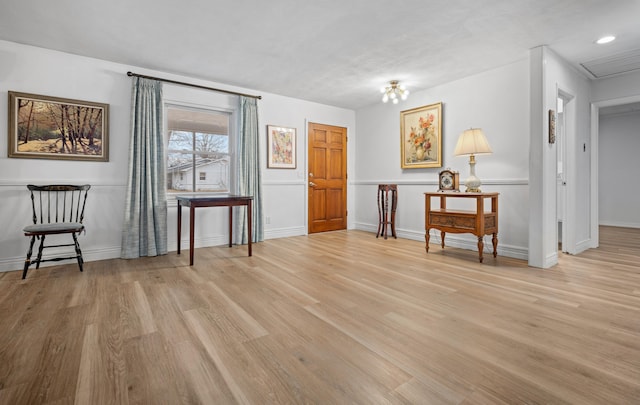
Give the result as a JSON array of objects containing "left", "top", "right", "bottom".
[{"left": 1, "top": 0, "right": 640, "bottom": 109}]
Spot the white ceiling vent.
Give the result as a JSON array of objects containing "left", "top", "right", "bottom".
[{"left": 580, "top": 48, "right": 640, "bottom": 78}]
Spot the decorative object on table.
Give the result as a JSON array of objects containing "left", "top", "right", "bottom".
[
  {"left": 8, "top": 91, "right": 109, "bottom": 161},
  {"left": 454, "top": 128, "right": 493, "bottom": 192},
  {"left": 438, "top": 168, "right": 460, "bottom": 192},
  {"left": 400, "top": 102, "right": 443, "bottom": 169},
  {"left": 266, "top": 125, "right": 296, "bottom": 169},
  {"left": 548, "top": 109, "right": 556, "bottom": 144},
  {"left": 376, "top": 184, "right": 398, "bottom": 239},
  {"left": 381, "top": 80, "right": 409, "bottom": 104}
]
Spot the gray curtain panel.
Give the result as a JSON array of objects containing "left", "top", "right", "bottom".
[
  {"left": 121, "top": 77, "right": 168, "bottom": 258},
  {"left": 235, "top": 96, "right": 264, "bottom": 244}
]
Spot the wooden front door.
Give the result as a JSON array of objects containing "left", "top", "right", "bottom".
[{"left": 308, "top": 122, "right": 347, "bottom": 233}]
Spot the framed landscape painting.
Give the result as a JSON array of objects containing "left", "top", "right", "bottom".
[
  {"left": 266, "top": 125, "right": 296, "bottom": 169},
  {"left": 8, "top": 91, "right": 109, "bottom": 161},
  {"left": 400, "top": 102, "right": 442, "bottom": 169}
]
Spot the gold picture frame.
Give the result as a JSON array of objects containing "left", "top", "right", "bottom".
[
  {"left": 8, "top": 91, "right": 109, "bottom": 161},
  {"left": 400, "top": 102, "right": 442, "bottom": 169},
  {"left": 266, "top": 125, "right": 296, "bottom": 169}
]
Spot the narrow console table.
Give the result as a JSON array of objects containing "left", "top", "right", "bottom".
[
  {"left": 176, "top": 195, "right": 253, "bottom": 266},
  {"left": 424, "top": 191, "right": 498, "bottom": 263}
]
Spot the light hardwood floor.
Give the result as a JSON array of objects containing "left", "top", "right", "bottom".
[{"left": 0, "top": 226, "right": 639, "bottom": 404}]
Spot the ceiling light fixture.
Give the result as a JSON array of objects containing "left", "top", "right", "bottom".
[
  {"left": 381, "top": 80, "right": 409, "bottom": 104},
  {"left": 596, "top": 35, "right": 616, "bottom": 44}
]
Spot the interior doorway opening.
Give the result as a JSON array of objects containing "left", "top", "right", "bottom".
[{"left": 556, "top": 90, "right": 574, "bottom": 253}]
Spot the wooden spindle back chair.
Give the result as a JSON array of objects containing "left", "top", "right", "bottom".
[{"left": 22, "top": 184, "right": 91, "bottom": 279}]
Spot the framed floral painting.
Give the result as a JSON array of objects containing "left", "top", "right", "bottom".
[
  {"left": 400, "top": 102, "right": 442, "bottom": 169},
  {"left": 267, "top": 125, "right": 296, "bottom": 169}
]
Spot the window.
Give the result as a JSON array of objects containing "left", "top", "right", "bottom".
[{"left": 166, "top": 106, "right": 231, "bottom": 193}]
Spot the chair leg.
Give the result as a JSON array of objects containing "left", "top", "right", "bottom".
[
  {"left": 72, "top": 233, "right": 84, "bottom": 272},
  {"left": 35, "top": 235, "right": 45, "bottom": 269},
  {"left": 22, "top": 236, "right": 36, "bottom": 279}
]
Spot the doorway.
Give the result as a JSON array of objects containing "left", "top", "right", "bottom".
[
  {"left": 589, "top": 94, "right": 640, "bottom": 249},
  {"left": 556, "top": 90, "right": 574, "bottom": 252},
  {"left": 307, "top": 122, "right": 347, "bottom": 233}
]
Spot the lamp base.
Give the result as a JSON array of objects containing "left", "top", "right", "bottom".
[
  {"left": 464, "top": 176, "right": 482, "bottom": 193},
  {"left": 464, "top": 155, "right": 482, "bottom": 193}
]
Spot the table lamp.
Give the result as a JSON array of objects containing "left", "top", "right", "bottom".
[{"left": 454, "top": 128, "right": 492, "bottom": 192}]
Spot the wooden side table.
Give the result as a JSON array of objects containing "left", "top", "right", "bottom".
[
  {"left": 424, "top": 191, "right": 498, "bottom": 262},
  {"left": 377, "top": 184, "right": 398, "bottom": 239},
  {"left": 176, "top": 195, "right": 253, "bottom": 265}
]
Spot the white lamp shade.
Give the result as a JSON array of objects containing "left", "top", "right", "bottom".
[{"left": 454, "top": 128, "right": 493, "bottom": 156}]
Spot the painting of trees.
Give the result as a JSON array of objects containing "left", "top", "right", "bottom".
[{"left": 8, "top": 92, "right": 109, "bottom": 161}]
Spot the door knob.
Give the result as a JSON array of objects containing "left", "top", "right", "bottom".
[{"left": 309, "top": 182, "right": 316, "bottom": 187}]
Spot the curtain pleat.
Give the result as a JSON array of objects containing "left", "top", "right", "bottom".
[
  {"left": 121, "top": 78, "right": 167, "bottom": 258},
  {"left": 235, "top": 96, "right": 263, "bottom": 244}
]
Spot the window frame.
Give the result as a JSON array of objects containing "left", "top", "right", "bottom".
[{"left": 164, "top": 102, "right": 235, "bottom": 196}]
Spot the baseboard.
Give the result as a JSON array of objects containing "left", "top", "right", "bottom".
[
  {"left": 544, "top": 251, "right": 559, "bottom": 268},
  {"left": 574, "top": 238, "right": 593, "bottom": 255},
  {"left": 353, "top": 222, "right": 528, "bottom": 260},
  {"left": 599, "top": 221, "right": 640, "bottom": 229},
  {"left": 1, "top": 227, "right": 308, "bottom": 273},
  {"left": 2, "top": 223, "right": 530, "bottom": 273},
  {"left": 0, "top": 246, "right": 122, "bottom": 273},
  {"left": 265, "top": 226, "right": 306, "bottom": 240}
]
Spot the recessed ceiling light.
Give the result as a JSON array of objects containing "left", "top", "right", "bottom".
[{"left": 596, "top": 35, "right": 616, "bottom": 45}]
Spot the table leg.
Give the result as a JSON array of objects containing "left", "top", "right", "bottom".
[
  {"left": 248, "top": 200, "right": 252, "bottom": 256},
  {"left": 228, "top": 206, "right": 233, "bottom": 248},
  {"left": 477, "top": 237, "right": 484, "bottom": 263},
  {"left": 441, "top": 231, "right": 446, "bottom": 249},
  {"left": 390, "top": 189, "right": 397, "bottom": 238},
  {"left": 383, "top": 190, "right": 388, "bottom": 239},
  {"left": 189, "top": 206, "right": 195, "bottom": 266},
  {"left": 376, "top": 189, "right": 382, "bottom": 238},
  {"left": 425, "top": 231, "right": 430, "bottom": 253},
  {"left": 492, "top": 233, "right": 498, "bottom": 257},
  {"left": 177, "top": 202, "right": 182, "bottom": 255}
]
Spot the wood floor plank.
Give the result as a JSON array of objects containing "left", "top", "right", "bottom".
[
  {"left": 173, "top": 338, "right": 238, "bottom": 404},
  {"left": 17, "top": 304, "right": 89, "bottom": 404},
  {"left": 183, "top": 308, "right": 253, "bottom": 404},
  {"left": 74, "top": 322, "right": 127, "bottom": 405},
  {"left": 123, "top": 332, "right": 186, "bottom": 405},
  {"left": 0, "top": 225, "right": 638, "bottom": 403}
]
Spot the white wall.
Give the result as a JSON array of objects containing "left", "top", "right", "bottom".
[
  {"left": 354, "top": 59, "right": 530, "bottom": 260},
  {"left": 529, "top": 46, "right": 592, "bottom": 268},
  {"left": 598, "top": 111, "right": 640, "bottom": 228},
  {"left": 0, "top": 40, "right": 355, "bottom": 272}
]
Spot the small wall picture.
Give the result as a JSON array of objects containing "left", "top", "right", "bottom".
[
  {"left": 8, "top": 91, "right": 109, "bottom": 161},
  {"left": 549, "top": 109, "right": 556, "bottom": 144},
  {"left": 267, "top": 125, "right": 296, "bottom": 169}
]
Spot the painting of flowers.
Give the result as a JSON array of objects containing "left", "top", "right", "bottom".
[
  {"left": 267, "top": 125, "right": 296, "bottom": 169},
  {"left": 400, "top": 102, "right": 442, "bottom": 169}
]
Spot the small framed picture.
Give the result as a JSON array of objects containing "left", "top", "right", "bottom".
[{"left": 266, "top": 125, "right": 296, "bottom": 169}]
